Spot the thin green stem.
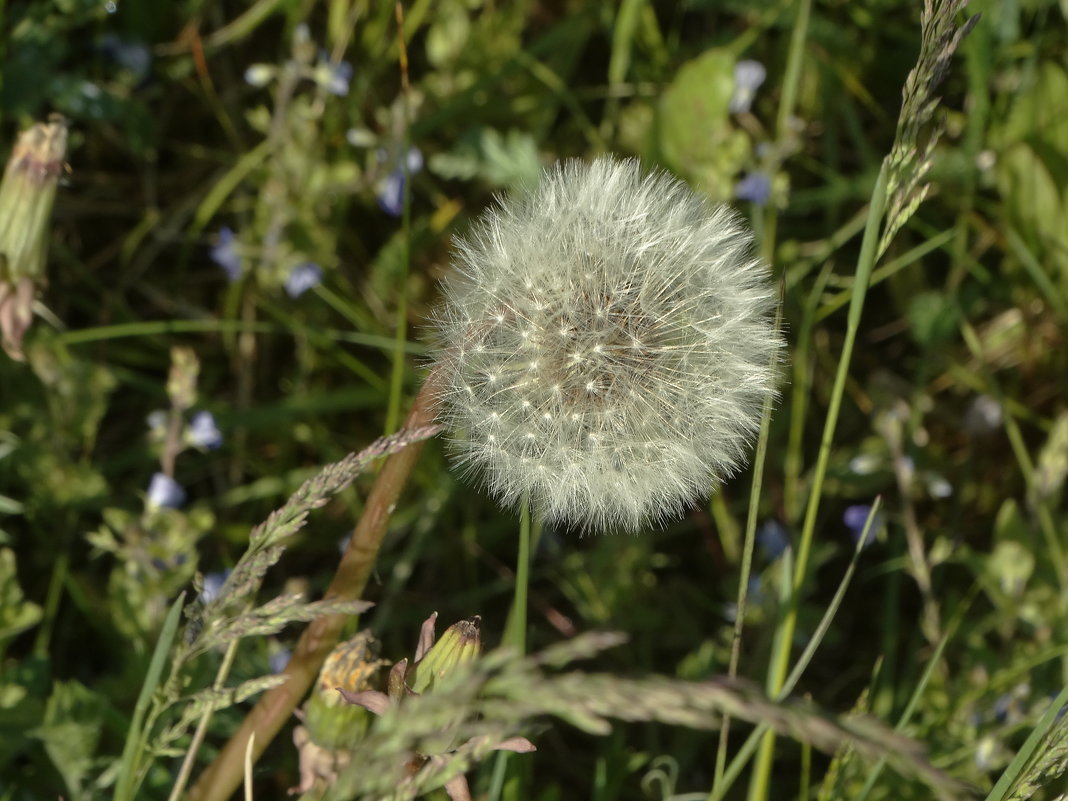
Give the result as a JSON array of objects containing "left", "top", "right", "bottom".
[
  {"left": 385, "top": 4, "right": 413, "bottom": 434},
  {"left": 503, "top": 492, "right": 532, "bottom": 655},
  {"left": 185, "top": 375, "right": 440, "bottom": 801},
  {"left": 492, "top": 493, "right": 533, "bottom": 801},
  {"left": 747, "top": 163, "right": 889, "bottom": 801},
  {"left": 710, "top": 502, "right": 879, "bottom": 801},
  {"left": 115, "top": 594, "right": 186, "bottom": 801},
  {"left": 32, "top": 529, "right": 70, "bottom": 657},
  {"left": 713, "top": 293, "right": 783, "bottom": 785},
  {"left": 167, "top": 633, "right": 244, "bottom": 801}
]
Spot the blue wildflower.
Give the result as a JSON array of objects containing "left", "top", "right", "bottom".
[
  {"left": 284, "top": 262, "right": 323, "bottom": 298},
  {"left": 210, "top": 227, "right": 241, "bottom": 282},
  {"left": 378, "top": 170, "right": 406, "bottom": 217},
  {"left": 843, "top": 504, "right": 882, "bottom": 548},
  {"left": 188, "top": 410, "right": 223, "bottom": 450},
  {"left": 377, "top": 147, "right": 423, "bottom": 217},
  {"left": 147, "top": 472, "right": 186, "bottom": 509},
  {"left": 405, "top": 147, "right": 424, "bottom": 173},
  {"left": 100, "top": 33, "right": 152, "bottom": 81},
  {"left": 146, "top": 409, "right": 167, "bottom": 434},
  {"left": 757, "top": 520, "right": 790, "bottom": 561},
  {"left": 735, "top": 172, "right": 772, "bottom": 205},
  {"left": 317, "top": 57, "right": 353, "bottom": 96},
  {"left": 270, "top": 648, "right": 291, "bottom": 674},
  {"left": 200, "top": 569, "right": 231, "bottom": 604},
  {"left": 730, "top": 60, "right": 767, "bottom": 114},
  {"left": 965, "top": 395, "right": 1002, "bottom": 434},
  {"left": 926, "top": 474, "right": 953, "bottom": 499}
]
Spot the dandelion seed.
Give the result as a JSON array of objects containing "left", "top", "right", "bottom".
[{"left": 431, "top": 157, "right": 782, "bottom": 532}]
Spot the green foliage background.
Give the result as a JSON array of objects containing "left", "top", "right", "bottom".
[{"left": 2, "top": 0, "right": 1068, "bottom": 799}]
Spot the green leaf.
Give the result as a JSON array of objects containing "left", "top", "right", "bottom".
[
  {"left": 906, "top": 291, "right": 959, "bottom": 347},
  {"left": 656, "top": 48, "right": 749, "bottom": 201},
  {"left": 0, "top": 548, "right": 42, "bottom": 645},
  {"left": 113, "top": 593, "right": 186, "bottom": 801},
  {"left": 31, "top": 681, "right": 110, "bottom": 801}
]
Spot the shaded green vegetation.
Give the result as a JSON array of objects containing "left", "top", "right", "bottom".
[{"left": 2, "top": 1, "right": 1068, "bottom": 800}]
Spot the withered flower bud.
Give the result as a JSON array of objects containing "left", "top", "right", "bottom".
[{"left": 0, "top": 114, "right": 67, "bottom": 360}]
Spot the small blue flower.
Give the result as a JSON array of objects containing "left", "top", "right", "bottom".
[
  {"left": 100, "top": 33, "right": 152, "bottom": 81},
  {"left": 284, "top": 262, "right": 323, "bottom": 298},
  {"left": 965, "top": 394, "right": 1003, "bottom": 434},
  {"left": 378, "top": 170, "right": 406, "bottom": 217},
  {"left": 735, "top": 172, "right": 772, "bottom": 205},
  {"left": 269, "top": 648, "right": 292, "bottom": 674},
  {"left": 926, "top": 474, "right": 953, "bottom": 499},
  {"left": 200, "top": 569, "right": 231, "bottom": 604},
  {"left": 730, "top": 60, "right": 767, "bottom": 114},
  {"left": 318, "top": 57, "right": 353, "bottom": 96},
  {"left": 147, "top": 472, "right": 186, "bottom": 509},
  {"left": 377, "top": 148, "right": 423, "bottom": 218},
  {"left": 210, "top": 227, "right": 241, "bottom": 282},
  {"left": 757, "top": 520, "right": 790, "bottom": 561},
  {"left": 993, "top": 692, "right": 1013, "bottom": 723},
  {"left": 188, "top": 410, "right": 223, "bottom": 450},
  {"left": 843, "top": 504, "right": 882, "bottom": 548},
  {"left": 146, "top": 409, "right": 168, "bottom": 433},
  {"left": 244, "top": 64, "right": 274, "bottom": 87}
]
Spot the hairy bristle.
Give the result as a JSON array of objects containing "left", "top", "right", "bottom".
[{"left": 431, "top": 157, "right": 782, "bottom": 533}]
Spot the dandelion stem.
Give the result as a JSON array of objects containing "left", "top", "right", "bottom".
[
  {"left": 503, "top": 491, "right": 532, "bottom": 655},
  {"left": 185, "top": 371, "right": 441, "bottom": 801}
]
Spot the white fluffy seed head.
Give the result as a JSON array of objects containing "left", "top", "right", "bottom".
[{"left": 430, "top": 156, "right": 782, "bottom": 533}]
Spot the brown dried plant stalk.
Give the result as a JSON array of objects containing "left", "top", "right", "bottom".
[{"left": 186, "top": 372, "right": 441, "bottom": 801}]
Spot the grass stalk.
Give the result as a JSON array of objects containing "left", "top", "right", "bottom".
[
  {"left": 114, "top": 594, "right": 186, "bottom": 801},
  {"left": 710, "top": 503, "right": 879, "bottom": 801},
  {"left": 184, "top": 372, "right": 441, "bottom": 801},
  {"left": 714, "top": 291, "right": 784, "bottom": 784},
  {"left": 385, "top": 0, "right": 413, "bottom": 434},
  {"left": 747, "top": 162, "right": 889, "bottom": 801}
]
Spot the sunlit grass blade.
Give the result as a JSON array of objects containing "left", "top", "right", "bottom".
[{"left": 114, "top": 592, "right": 186, "bottom": 801}]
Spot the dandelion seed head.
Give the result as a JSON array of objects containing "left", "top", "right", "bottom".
[{"left": 431, "top": 157, "right": 782, "bottom": 532}]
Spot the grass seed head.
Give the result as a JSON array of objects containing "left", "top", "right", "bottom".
[{"left": 432, "top": 156, "right": 782, "bottom": 533}]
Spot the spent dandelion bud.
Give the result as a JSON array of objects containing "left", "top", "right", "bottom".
[
  {"left": 0, "top": 114, "right": 67, "bottom": 360},
  {"left": 431, "top": 156, "right": 782, "bottom": 532},
  {"left": 407, "top": 615, "right": 482, "bottom": 694},
  {"left": 292, "top": 633, "right": 384, "bottom": 794},
  {"left": 303, "top": 632, "right": 384, "bottom": 751}
]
